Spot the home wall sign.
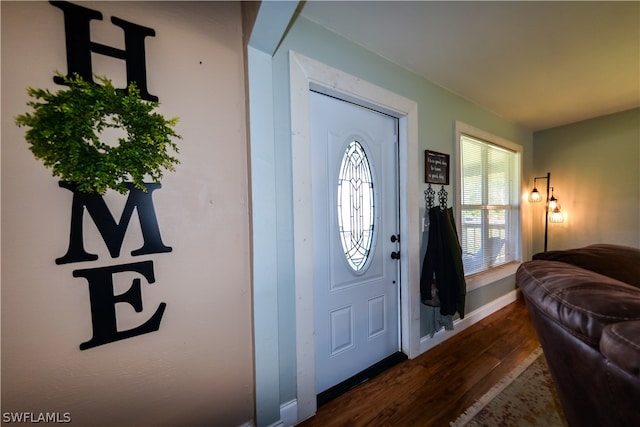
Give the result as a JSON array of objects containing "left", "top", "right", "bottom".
[
  {"left": 44, "top": 1, "right": 172, "bottom": 350},
  {"left": 424, "top": 150, "right": 450, "bottom": 185}
]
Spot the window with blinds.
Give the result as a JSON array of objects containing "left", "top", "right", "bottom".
[{"left": 459, "top": 134, "right": 520, "bottom": 276}]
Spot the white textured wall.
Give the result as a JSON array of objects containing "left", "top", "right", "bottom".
[{"left": 1, "top": 2, "right": 254, "bottom": 425}]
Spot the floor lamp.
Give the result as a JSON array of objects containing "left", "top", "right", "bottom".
[{"left": 529, "top": 172, "right": 563, "bottom": 252}]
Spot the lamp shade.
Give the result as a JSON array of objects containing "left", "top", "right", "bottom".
[
  {"left": 549, "top": 207, "right": 563, "bottom": 223},
  {"left": 529, "top": 188, "right": 541, "bottom": 202}
]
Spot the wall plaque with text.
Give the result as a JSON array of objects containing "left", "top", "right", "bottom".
[{"left": 424, "top": 150, "right": 449, "bottom": 185}]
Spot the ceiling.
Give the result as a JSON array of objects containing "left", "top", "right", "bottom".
[{"left": 299, "top": 1, "right": 640, "bottom": 131}]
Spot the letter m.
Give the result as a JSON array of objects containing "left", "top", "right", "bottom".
[{"left": 56, "top": 182, "right": 172, "bottom": 265}]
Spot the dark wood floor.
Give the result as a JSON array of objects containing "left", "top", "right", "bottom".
[{"left": 298, "top": 296, "right": 540, "bottom": 426}]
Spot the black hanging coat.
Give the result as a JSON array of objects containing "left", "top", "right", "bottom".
[{"left": 420, "top": 207, "right": 466, "bottom": 318}]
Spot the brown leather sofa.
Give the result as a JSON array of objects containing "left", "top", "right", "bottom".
[{"left": 516, "top": 244, "right": 640, "bottom": 427}]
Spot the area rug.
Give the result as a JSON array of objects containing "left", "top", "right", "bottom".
[{"left": 450, "top": 347, "right": 568, "bottom": 427}]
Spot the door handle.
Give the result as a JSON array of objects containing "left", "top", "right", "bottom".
[{"left": 390, "top": 251, "right": 400, "bottom": 260}]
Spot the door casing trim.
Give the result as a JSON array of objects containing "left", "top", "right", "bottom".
[{"left": 289, "top": 51, "right": 420, "bottom": 421}]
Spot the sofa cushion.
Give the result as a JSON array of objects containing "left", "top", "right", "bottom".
[
  {"left": 532, "top": 244, "right": 640, "bottom": 287},
  {"left": 600, "top": 321, "right": 640, "bottom": 378},
  {"left": 517, "top": 260, "right": 640, "bottom": 348}
]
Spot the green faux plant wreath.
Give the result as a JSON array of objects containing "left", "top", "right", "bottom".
[{"left": 15, "top": 73, "right": 181, "bottom": 194}]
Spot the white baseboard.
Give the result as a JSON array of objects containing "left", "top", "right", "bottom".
[
  {"left": 279, "top": 399, "right": 298, "bottom": 427},
  {"left": 263, "top": 399, "right": 297, "bottom": 427},
  {"left": 419, "top": 290, "right": 519, "bottom": 354}
]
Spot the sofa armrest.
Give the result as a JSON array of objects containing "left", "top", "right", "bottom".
[
  {"left": 600, "top": 321, "right": 640, "bottom": 378},
  {"left": 517, "top": 260, "right": 640, "bottom": 347},
  {"left": 532, "top": 244, "right": 640, "bottom": 288}
]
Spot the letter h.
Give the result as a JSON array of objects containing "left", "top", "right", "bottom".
[{"left": 49, "top": 0, "right": 158, "bottom": 101}]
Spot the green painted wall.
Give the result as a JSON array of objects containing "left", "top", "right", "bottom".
[
  {"left": 533, "top": 108, "right": 640, "bottom": 252},
  {"left": 270, "top": 16, "right": 533, "bottom": 405}
]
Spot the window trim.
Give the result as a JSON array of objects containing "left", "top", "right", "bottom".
[{"left": 454, "top": 121, "right": 523, "bottom": 289}]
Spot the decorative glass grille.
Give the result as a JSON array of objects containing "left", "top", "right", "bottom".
[{"left": 337, "top": 140, "right": 375, "bottom": 271}]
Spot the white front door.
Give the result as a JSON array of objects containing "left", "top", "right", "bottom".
[{"left": 310, "top": 91, "right": 401, "bottom": 394}]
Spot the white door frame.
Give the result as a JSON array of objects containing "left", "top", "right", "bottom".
[{"left": 289, "top": 51, "right": 420, "bottom": 421}]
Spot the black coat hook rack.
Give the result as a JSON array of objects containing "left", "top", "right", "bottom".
[{"left": 424, "top": 183, "right": 448, "bottom": 210}]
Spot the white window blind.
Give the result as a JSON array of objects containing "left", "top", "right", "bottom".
[{"left": 460, "top": 134, "right": 520, "bottom": 276}]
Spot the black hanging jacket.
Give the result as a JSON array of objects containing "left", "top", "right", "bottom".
[{"left": 420, "top": 207, "right": 466, "bottom": 318}]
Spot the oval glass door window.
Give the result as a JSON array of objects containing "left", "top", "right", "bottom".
[{"left": 337, "top": 140, "right": 376, "bottom": 271}]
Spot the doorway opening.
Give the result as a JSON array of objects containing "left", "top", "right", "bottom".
[
  {"left": 310, "top": 90, "right": 403, "bottom": 402},
  {"left": 290, "top": 51, "right": 420, "bottom": 420}
]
